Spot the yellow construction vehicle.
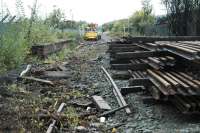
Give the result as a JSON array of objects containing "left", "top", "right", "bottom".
[{"left": 83, "top": 23, "right": 101, "bottom": 41}]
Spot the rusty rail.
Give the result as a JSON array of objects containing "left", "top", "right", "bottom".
[
  {"left": 108, "top": 39, "right": 200, "bottom": 114},
  {"left": 101, "top": 66, "right": 131, "bottom": 114}
]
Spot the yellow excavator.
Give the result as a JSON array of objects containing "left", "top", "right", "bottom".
[{"left": 83, "top": 23, "right": 101, "bottom": 41}]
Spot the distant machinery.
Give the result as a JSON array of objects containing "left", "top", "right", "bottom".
[{"left": 83, "top": 23, "right": 101, "bottom": 41}]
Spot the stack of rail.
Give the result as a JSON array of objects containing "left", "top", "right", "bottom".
[{"left": 108, "top": 37, "right": 200, "bottom": 114}]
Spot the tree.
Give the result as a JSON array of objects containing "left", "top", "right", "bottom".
[
  {"left": 45, "top": 8, "right": 64, "bottom": 28},
  {"left": 102, "top": 22, "right": 114, "bottom": 32},
  {"left": 142, "top": 0, "right": 153, "bottom": 16},
  {"left": 129, "top": 0, "right": 155, "bottom": 35},
  {"left": 110, "top": 19, "right": 129, "bottom": 36},
  {"left": 162, "top": 0, "right": 200, "bottom": 35},
  {"left": 111, "top": 20, "right": 125, "bottom": 33},
  {"left": 107, "top": 0, "right": 155, "bottom": 36}
]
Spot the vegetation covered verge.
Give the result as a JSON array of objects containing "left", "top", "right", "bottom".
[
  {"left": 0, "top": 7, "right": 84, "bottom": 74},
  {"left": 0, "top": 44, "right": 105, "bottom": 132},
  {"left": 0, "top": 21, "right": 28, "bottom": 74}
]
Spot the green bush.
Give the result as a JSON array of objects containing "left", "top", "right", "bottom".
[
  {"left": 66, "top": 31, "right": 80, "bottom": 41},
  {"left": 29, "top": 21, "right": 57, "bottom": 45},
  {"left": 129, "top": 10, "right": 155, "bottom": 35},
  {"left": 56, "top": 30, "right": 80, "bottom": 41}
]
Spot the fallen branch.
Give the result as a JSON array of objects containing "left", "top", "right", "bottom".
[
  {"left": 46, "top": 103, "right": 66, "bottom": 133},
  {"left": 21, "top": 111, "right": 97, "bottom": 120},
  {"left": 79, "top": 111, "right": 98, "bottom": 119},
  {"left": 75, "top": 44, "right": 84, "bottom": 50},
  {"left": 20, "top": 113, "right": 68, "bottom": 120},
  {"left": 98, "top": 105, "right": 129, "bottom": 117},
  {"left": 22, "top": 76, "right": 54, "bottom": 85},
  {"left": 70, "top": 101, "right": 93, "bottom": 107}
]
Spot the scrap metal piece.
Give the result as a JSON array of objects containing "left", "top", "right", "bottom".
[{"left": 22, "top": 76, "right": 54, "bottom": 85}]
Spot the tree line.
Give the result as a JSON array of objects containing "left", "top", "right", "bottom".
[
  {"left": 102, "top": 0, "right": 156, "bottom": 37},
  {"left": 103, "top": 0, "right": 200, "bottom": 36},
  {"left": 163, "top": 0, "right": 200, "bottom": 36}
]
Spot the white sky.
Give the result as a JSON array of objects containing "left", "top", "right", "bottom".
[{"left": 3, "top": 0, "right": 166, "bottom": 24}]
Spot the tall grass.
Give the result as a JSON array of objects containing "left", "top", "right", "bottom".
[{"left": 0, "top": 22, "right": 28, "bottom": 74}]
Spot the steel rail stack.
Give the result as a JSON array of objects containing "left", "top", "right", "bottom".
[{"left": 108, "top": 36, "right": 200, "bottom": 114}]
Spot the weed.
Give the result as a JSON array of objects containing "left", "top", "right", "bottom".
[
  {"left": 64, "top": 107, "right": 79, "bottom": 127},
  {"left": 44, "top": 42, "right": 77, "bottom": 64}
]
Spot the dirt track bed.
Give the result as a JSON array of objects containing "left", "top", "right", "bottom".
[{"left": 1, "top": 42, "right": 200, "bottom": 132}]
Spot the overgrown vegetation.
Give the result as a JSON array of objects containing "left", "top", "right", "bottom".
[
  {"left": 109, "top": 19, "right": 129, "bottom": 37},
  {"left": 0, "top": 21, "right": 28, "bottom": 73},
  {"left": 0, "top": 3, "right": 83, "bottom": 74},
  {"left": 44, "top": 42, "right": 77, "bottom": 64},
  {"left": 7, "top": 82, "right": 83, "bottom": 132}
]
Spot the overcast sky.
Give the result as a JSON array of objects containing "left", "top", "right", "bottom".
[{"left": 3, "top": 0, "right": 166, "bottom": 24}]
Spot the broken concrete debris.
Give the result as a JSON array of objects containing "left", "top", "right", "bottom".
[{"left": 92, "top": 95, "right": 112, "bottom": 111}]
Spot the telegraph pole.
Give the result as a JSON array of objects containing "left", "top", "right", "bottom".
[
  {"left": 128, "top": 18, "right": 130, "bottom": 34},
  {"left": 123, "top": 24, "right": 126, "bottom": 36},
  {"left": 70, "top": 9, "right": 74, "bottom": 28}
]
